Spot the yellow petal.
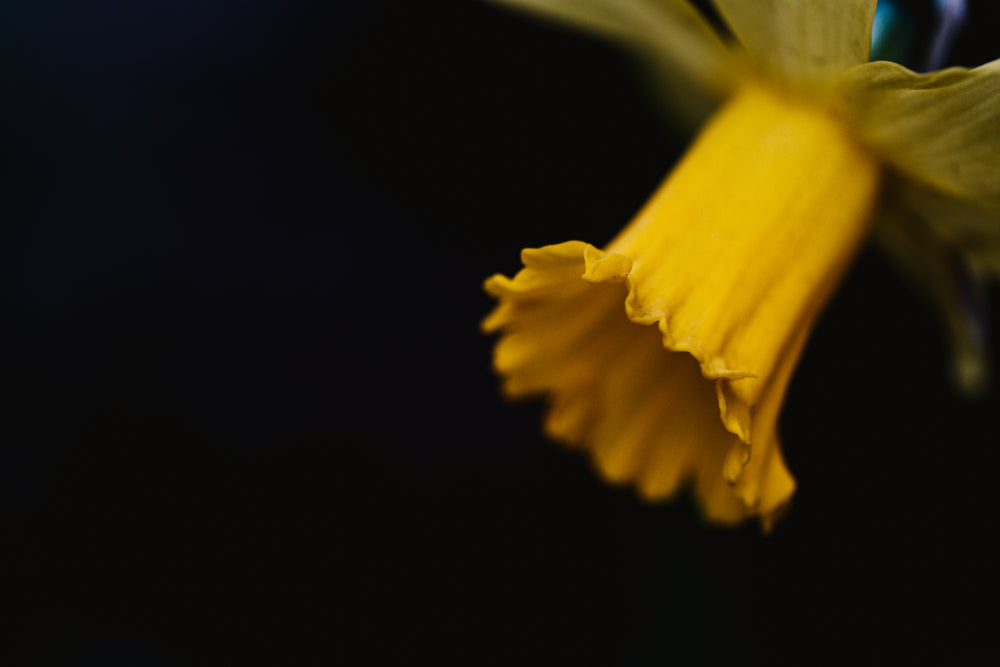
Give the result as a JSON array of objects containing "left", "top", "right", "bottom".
[
  {"left": 485, "top": 241, "right": 749, "bottom": 525},
  {"left": 836, "top": 58, "right": 1000, "bottom": 202},
  {"left": 484, "top": 0, "right": 734, "bottom": 124},
  {"left": 483, "top": 82, "right": 881, "bottom": 528},
  {"left": 711, "top": 0, "right": 876, "bottom": 89}
]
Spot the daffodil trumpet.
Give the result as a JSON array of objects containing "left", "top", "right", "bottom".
[{"left": 482, "top": 0, "right": 1000, "bottom": 528}]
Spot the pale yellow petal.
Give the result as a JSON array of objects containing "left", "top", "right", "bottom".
[
  {"left": 711, "top": 0, "right": 876, "bottom": 88},
  {"left": 836, "top": 58, "right": 1000, "bottom": 202},
  {"left": 877, "top": 189, "right": 993, "bottom": 396},
  {"left": 484, "top": 0, "right": 734, "bottom": 124},
  {"left": 895, "top": 181, "right": 1000, "bottom": 277}
]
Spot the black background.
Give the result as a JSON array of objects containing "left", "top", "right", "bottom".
[{"left": 3, "top": 1, "right": 999, "bottom": 665}]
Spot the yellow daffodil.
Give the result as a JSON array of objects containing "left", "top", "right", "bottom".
[{"left": 481, "top": 0, "right": 1000, "bottom": 529}]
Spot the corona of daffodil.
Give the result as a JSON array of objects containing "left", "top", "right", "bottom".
[{"left": 482, "top": 0, "right": 1000, "bottom": 529}]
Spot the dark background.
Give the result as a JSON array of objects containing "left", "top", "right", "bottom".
[{"left": 3, "top": 1, "right": 999, "bottom": 664}]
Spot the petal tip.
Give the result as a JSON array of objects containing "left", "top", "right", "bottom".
[{"left": 582, "top": 245, "right": 633, "bottom": 284}]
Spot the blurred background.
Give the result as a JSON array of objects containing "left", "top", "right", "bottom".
[{"left": 2, "top": 1, "right": 999, "bottom": 664}]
